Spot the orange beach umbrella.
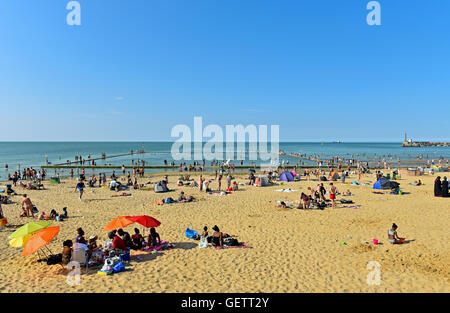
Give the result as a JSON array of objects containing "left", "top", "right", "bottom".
[
  {"left": 22, "top": 226, "right": 60, "bottom": 256},
  {"left": 103, "top": 216, "right": 134, "bottom": 231}
]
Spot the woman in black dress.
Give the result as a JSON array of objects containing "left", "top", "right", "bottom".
[
  {"left": 441, "top": 177, "right": 449, "bottom": 197},
  {"left": 434, "top": 176, "right": 442, "bottom": 197}
]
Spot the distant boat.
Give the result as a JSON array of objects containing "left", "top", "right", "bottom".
[{"left": 333, "top": 141, "right": 343, "bottom": 143}]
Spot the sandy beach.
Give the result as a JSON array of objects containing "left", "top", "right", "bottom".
[{"left": 0, "top": 171, "right": 449, "bottom": 293}]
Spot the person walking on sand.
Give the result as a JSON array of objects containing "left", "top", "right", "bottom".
[
  {"left": 21, "top": 194, "right": 34, "bottom": 217},
  {"left": 329, "top": 183, "right": 338, "bottom": 209},
  {"left": 75, "top": 179, "right": 85, "bottom": 201}
]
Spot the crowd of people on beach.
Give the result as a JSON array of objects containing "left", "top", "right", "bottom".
[{"left": 5, "top": 152, "right": 450, "bottom": 278}]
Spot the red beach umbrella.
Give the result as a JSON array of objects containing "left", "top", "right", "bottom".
[{"left": 127, "top": 215, "right": 161, "bottom": 228}]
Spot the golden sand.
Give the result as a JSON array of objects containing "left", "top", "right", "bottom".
[{"left": 0, "top": 172, "right": 449, "bottom": 293}]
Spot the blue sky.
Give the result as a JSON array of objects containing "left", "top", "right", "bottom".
[{"left": 1, "top": 0, "right": 449, "bottom": 142}]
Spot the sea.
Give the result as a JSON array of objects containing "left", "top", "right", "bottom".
[{"left": 0, "top": 142, "right": 449, "bottom": 179}]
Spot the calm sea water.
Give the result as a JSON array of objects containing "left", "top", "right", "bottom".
[{"left": 0, "top": 142, "right": 449, "bottom": 178}]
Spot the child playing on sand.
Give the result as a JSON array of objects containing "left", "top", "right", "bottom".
[
  {"left": 75, "top": 180, "right": 85, "bottom": 201},
  {"left": 388, "top": 223, "right": 405, "bottom": 244}
]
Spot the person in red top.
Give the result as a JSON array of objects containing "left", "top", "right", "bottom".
[{"left": 109, "top": 231, "right": 127, "bottom": 251}]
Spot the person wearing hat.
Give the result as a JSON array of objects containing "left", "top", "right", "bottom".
[{"left": 88, "top": 235, "right": 98, "bottom": 251}]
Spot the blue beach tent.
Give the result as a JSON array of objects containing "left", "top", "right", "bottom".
[{"left": 279, "top": 171, "right": 294, "bottom": 182}]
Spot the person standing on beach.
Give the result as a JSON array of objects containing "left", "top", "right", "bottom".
[
  {"left": 329, "top": 183, "right": 338, "bottom": 209},
  {"left": 217, "top": 174, "right": 223, "bottom": 191},
  {"left": 198, "top": 175, "right": 203, "bottom": 192},
  {"left": 21, "top": 194, "right": 34, "bottom": 218},
  {"left": 75, "top": 180, "right": 85, "bottom": 201},
  {"left": 227, "top": 173, "right": 232, "bottom": 190}
]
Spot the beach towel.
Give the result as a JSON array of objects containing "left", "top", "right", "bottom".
[
  {"left": 343, "top": 205, "right": 360, "bottom": 209},
  {"left": 207, "top": 191, "right": 231, "bottom": 196},
  {"left": 143, "top": 240, "right": 173, "bottom": 252},
  {"left": 215, "top": 242, "right": 252, "bottom": 249},
  {"left": 111, "top": 193, "right": 132, "bottom": 197}
]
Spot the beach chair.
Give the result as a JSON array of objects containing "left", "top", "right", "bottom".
[{"left": 71, "top": 245, "right": 89, "bottom": 273}]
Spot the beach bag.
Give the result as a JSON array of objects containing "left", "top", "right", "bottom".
[
  {"left": 198, "top": 236, "right": 208, "bottom": 248},
  {"left": 185, "top": 228, "right": 198, "bottom": 239},
  {"left": 47, "top": 254, "right": 62, "bottom": 265},
  {"left": 32, "top": 206, "right": 38, "bottom": 214},
  {"left": 113, "top": 262, "right": 125, "bottom": 273}
]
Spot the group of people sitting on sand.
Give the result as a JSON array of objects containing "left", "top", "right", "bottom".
[
  {"left": 38, "top": 207, "right": 68, "bottom": 221},
  {"left": 194, "top": 225, "right": 239, "bottom": 248},
  {"left": 60, "top": 226, "right": 167, "bottom": 266},
  {"left": 18, "top": 194, "right": 68, "bottom": 220}
]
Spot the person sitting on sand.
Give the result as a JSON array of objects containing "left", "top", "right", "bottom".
[
  {"left": 88, "top": 235, "right": 99, "bottom": 251},
  {"left": 50, "top": 209, "right": 58, "bottom": 220},
  {"left": 108, "top": 231, "right": 127, "bottom": 254},
  {"left": 195, "top": 226, "right": 209, "bottom": 240},
  {"left": 147, "top": 227, "right": 161, "bottom": 247},
  {"left": 211, "top": 225, "right": 225, "bottom": 247},
  {"left": 76, "top": 227, "right": 88, "bottom": 245},
  {"left": 62, "top": 240, "right": 73, "bottom": 265},
  {"left": 117, "top": 228, "right": 133, "bottom": 249},
  {"left": 132, "top": 228, "right": 145, "bottom": 249},
  {"left": 61, "top": 207, "right": 68, "bottom": 219},
  {"left": 38, "top": 211, "right": 46, "bottom": 220},
  {"left": 344, "top": 189, "right": 352, "bottom": 196},
  {"left": 388, "top": 223, "right": 405, "bottom": 244},
  {"left": 211, "top": 225, "right": 236, "bottom": 248},
  {"left": 300, "top": 192, "right": 310, "bottom": 209}
]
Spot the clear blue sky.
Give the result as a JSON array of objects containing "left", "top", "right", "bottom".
[{"left": 1, "top": 0, "right": 449, "bottom": 142}]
